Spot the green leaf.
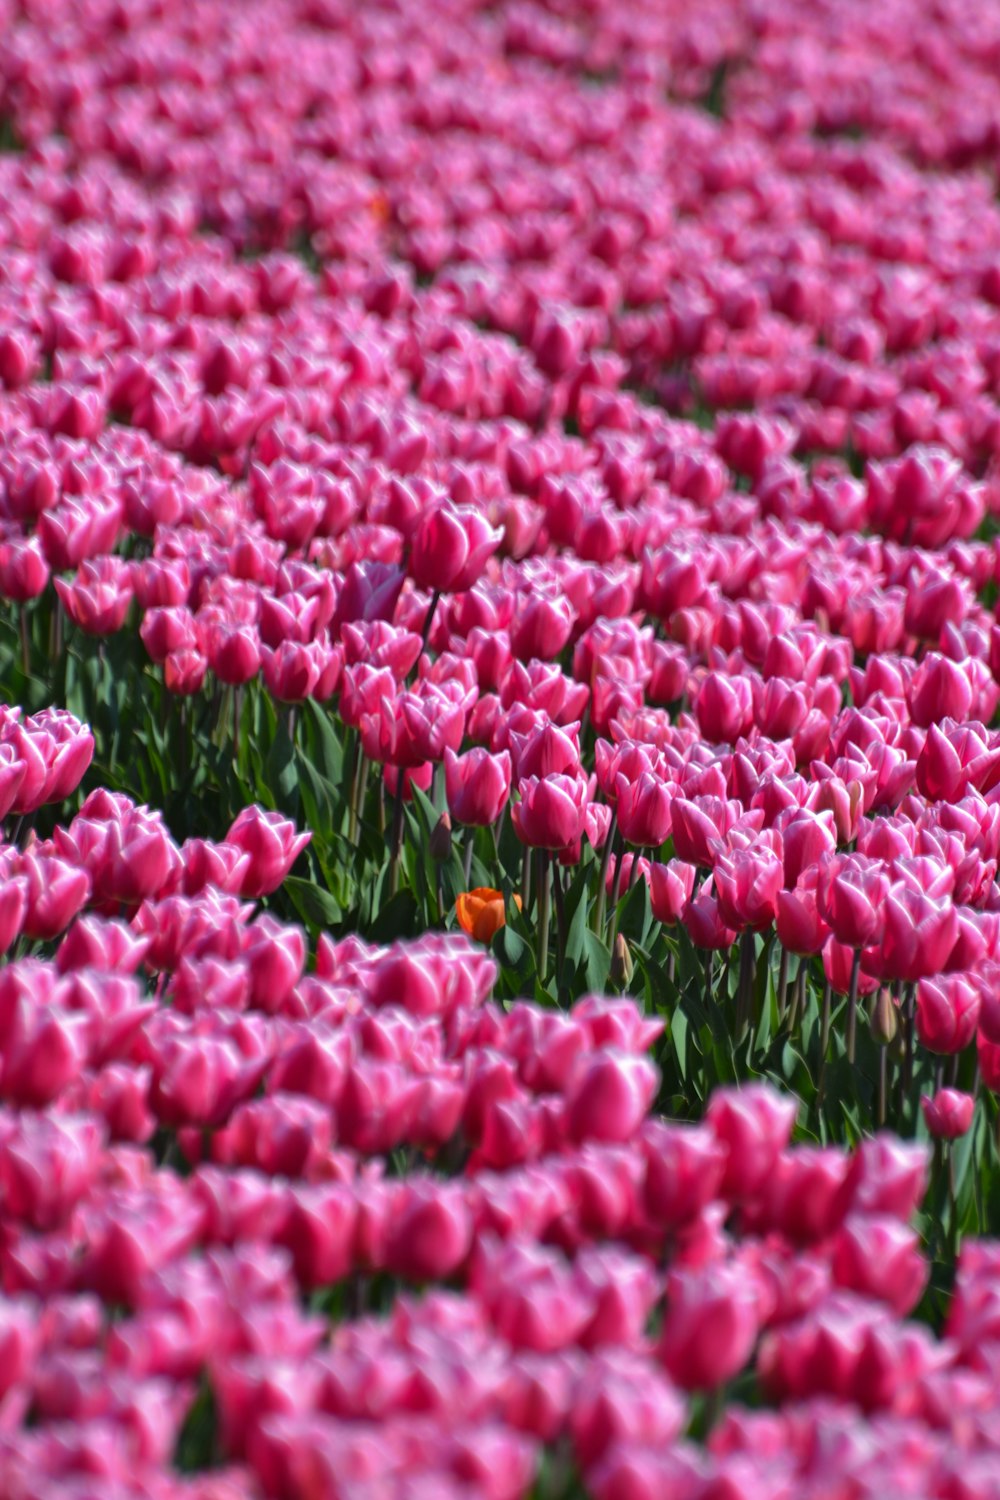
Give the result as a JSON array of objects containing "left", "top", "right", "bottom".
[
  {"left": 304, "top": 699, "right": 345, "bottom": 786},
  {"left": 671, "top": 1005, "right": 688, "bottom": 1082},
  {"left": 267, "top": 725, "right": 299, "bottom": 811},
  {"left": 616, "top": 877, "right": 651, "bottom": 944},
  {"left": 283, "top": 876, "right": 342, "bottom": 930},
  {"left": 581, "top": 929, "right": 611, "bottom": 993},
  {"left": 369, "top": 889, "right": 419, "bottom": 943}
]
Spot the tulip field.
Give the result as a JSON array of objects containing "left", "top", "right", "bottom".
[{"left": 6, "top": 0, "right": 1000, "bottom": 1495}]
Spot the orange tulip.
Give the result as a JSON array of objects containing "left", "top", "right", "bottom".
[{"left": 455, "top": 887, "right": 521, "bottom": 944}]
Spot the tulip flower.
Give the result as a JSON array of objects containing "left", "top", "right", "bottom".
[
  {"left": 921, "top": 1089, "right": 975, "bottom": 1140},
  {"left": 615, "top": 771, "right": 673, "bottom": 849},
  {"left": 878, "top": 884, "right": 959, "bottom": 984},
  {"left": 409, "top": 503, "right": 502, "bottom": 594},
  {"left": 445, "top": 747, "right": 512, "bottom": 827},
  {"left": 512, "top": 774, "right": 590, "bottom": 851},
  {"left": 226, "top": 808, "right": 311, "bottom": 897},
  {"left": 695, "top": 672, "right": 754, "bottom": 743},
  {"left": 658, "top": 1262, "right": 760, "bottom": 1391},
  {"left": 455, "top": 887, "right": 522, "bottom": 944}
]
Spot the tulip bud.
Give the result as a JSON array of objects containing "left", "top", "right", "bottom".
[
  {"left": 869, "top": 989, "right": 898, "bottom": 1046},
  {"left": 429, "top": 811, "right": 453, "bottom": 862},
  {"left": 610, "top": 933, "right": 634, "bottom": 988}
]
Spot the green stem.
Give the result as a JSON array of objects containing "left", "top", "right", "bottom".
[
  {"left": 846, "top": 949, "right": 861, "bottom": 1065},
  {"left": 593, "top": 812, "right": 617, "bottom": 935},
  {"left": 816, "top": 978, "right": 832, "bottom": 1104},
  {"left": 551, "top": 856, "right": 567, "bottom": 991},
  {"left": 735, "top": 929, "right": 755, "bottom": 1036},
  {"left": 19, "top": 604, "right": 29, "bottom": 678},
  {"left": 348, "top": 749, "right": 368, "bottom": 846},
  {"left": 776, "top": 944, "right": 789, "bottom": 1024},
  {"left": 536, "top": 849, "right": 551, "bottom": 980},
  {"left": 388, "top": 769, "right": 407, "bottom": 896},
  {"left": 606, "top": 831, "right": 626, "bottom": 946}
]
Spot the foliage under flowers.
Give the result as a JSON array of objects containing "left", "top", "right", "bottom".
[{"left": 0, "top": 0, "right": 999, "bottom": 1493}]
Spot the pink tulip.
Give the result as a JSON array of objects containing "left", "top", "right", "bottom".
[
  {"left": 615, "top": 772, "right": 673, "bottom": 849},
  {"left": 817, "top": 854, "right": 888, "bottom": 950},
  {"left": 878, "top": 884, "right": 959, "bottom": 983},
  {"left": 921, "top": 1089, "right": 975, "bottom": 1139},
  {"left": 695, "top": 672, "right": 754, "bottom": 743},
  {"left": 713, "top": 845, "right": 784, "bottom": 931},
  {"left": 641, "top": 1120, "right": 727, "bottom": 1230},
  {"left": 510, "top": 593, "right": 575, "bottom": 662},
  {"left": 385, "top": 1181, "right": 473, "bottom": 1281},
  {"left": 648, "top": 860, "right": 696, "bottom": 924},
  {"left": 445, "top": 747, "right": 512, "bottom": 826},
  {"left": 409, "top": 503, "right": 502, "bottom": 593},
  {"left": 658, "top": 1262, "right": 760, "bottom": 1390},
  {"left": 831, "top": 1214, "right": 927, "bottom": 1315},
  {"left": 707, "top": 1085, "right": 798, "bottom": 1202},
  {"left": 565, "top": 1051, "right": 658, "bottom": 1145},
  {"left": 18, "top": 851, "right": 91, "bottom": 941},
  {"left": 512, "top": 774, "right": 590, "bottom": 851},
  {"left": 226, "top": 808, "right": 311, "bottom": 897},
  {"left": 915, "top": 973, "right": 980, "bottom": 1053}
]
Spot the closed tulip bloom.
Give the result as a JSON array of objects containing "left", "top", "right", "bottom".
[
  {"left": 409, "top": 503, "right": 502, "bottom": 593},
  {"left": 713, "top": 845, "right": 784, "bottom": 931},
  {"left": 823, "top": 935, "right": 879, "bottom": 997},
  {"left": 510, "top": 593, "right": 575, "bottom": 662},
  {"left": 565, "top": 1050, "right": 658, "bottom": 1144},
  {"left": 780, "top": 809, "right": 837, "bottom": 889},
  {"left": 510, "top": 721, "right": 581, "bottom": 781},
  {"left": 615, "top": 772, "right": 673, "bottom": 848},
  {"left": 19, "top": 851, "right": 91, "bottom": 940},
  {"left": 384, "top": 1181, "right": 473, "bottom": 1281},
  {"left": 915, "top": 973, "right": 980, "bottom": 1053},
  {"left": 776, "top": 876, "right": 829, "bottom": 955},
  {"left": 140, "top": 605, "right": 200, "bottom": 664},
  {"left": 0, "top": 536, "right": 49, "bottom": 601},
  {"left": 658, "top": 1262, "right": 760, "bottom": 1390},
  {"left": 164, "top": 648, "right": 208, "bottom": 695},
  {"left": 879, "top": 885, "right": 959, "bottom": 983},
  {"left": 0, "top": 876, "right": 27, "bottom": 957},
  {"left": 641, "top": 1120, "right": 727, "bottom": 1230},
  {"left": 240, "top": 915, "right": 306, "bottom": 1013},
  {"left": 683, "top": 883, "right": 737, "bottom": 951},
  {"left": 670, "top": 797, "right": 750, "bottom": 868},
  {"left": 455, "top": 887, "right": 521, "bottom": 944},
  {"left": 907, "top": 652, "right": 974, "bottom": 728},
  {"left": 54, "top": 556, "right": 133, "bottom": 636},
  {"left": 921, "top": 1089, "right": 975, "bottom": 1140},
  {"left": 831, "top": 1214, "right": 927, "bottom": 1316},
  {"left": 512, "top": 774, "right": 590, "bottom": 850},
  {"left": 707, "top": 1084, "right": 798, "bottom": 1202},
  {"left": 0, "top": 744, "right": 27, "bottom": 822},
  {"left": 649, "top": 860, "right": 696, "bottom": 924},
  {"left": 445, "top": 747, "right": 512, "bottom": 826},
  {"left": 756, "top": 1146, "right": 854, "bottom": 1244},
  {"left": 275, "top": 1184, "right": 356, "bottom": 1292},
  {"left": 817, "top": 854, "right": 888, "bottom": 950},
  {"left": 226, "top": 808, "right": 311, "bottom": 898},
  {"left": 362, "top": 686, "right": 470, "bottom": 768},
  {"left": 179, "top": 838, "right": 251, "bottom": 896},
  {"left": 205, "top": 620, "right": 261, "bottom": 685},
  {"left": 261, "top": 640, "right": 325, "bottom": 701},
  {"left": 696, "top": 672, "right": 754, "bottom": 743},
  {"left": 851, "top": 1128, "right": 935, "bottom": 1224}
]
